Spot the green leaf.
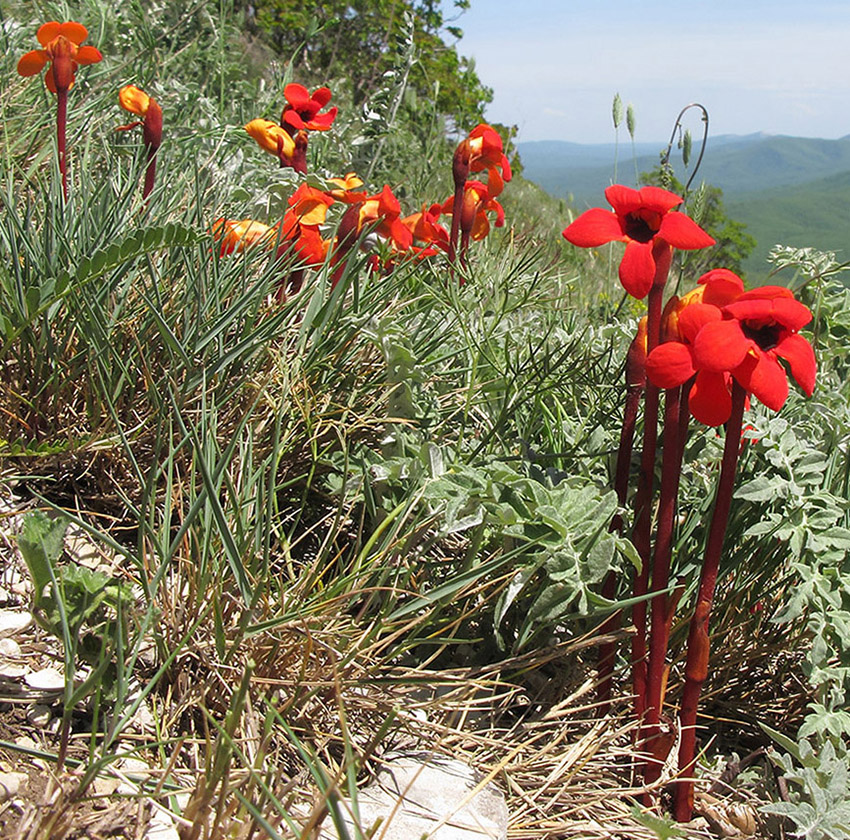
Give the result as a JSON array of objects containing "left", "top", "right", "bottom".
[
  {"left": 735, "top": 476, "right": 783, "bottom": 502},
  {"left": 17, "top": 512, "right": 67, "bottom": 609}
]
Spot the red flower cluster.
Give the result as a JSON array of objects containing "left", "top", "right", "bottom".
[
  {"left": 645, "top": 270, "right": 816, "bottom": 424},
  {"left": 448, "top": 124, "right": 512, "bottom": 263}
]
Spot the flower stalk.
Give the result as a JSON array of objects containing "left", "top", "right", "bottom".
[{"left": 674, "top": 380, "right": 747, "bottom": 821}]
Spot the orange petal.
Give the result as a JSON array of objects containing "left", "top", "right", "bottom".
[
  {"left": 17, "top": 49, "right": 48, "bottom": 76},
  {"left": 57, "top": 21, "right": 89, "bottom": 44},
  {"left": 75, "top": 45, "right": 103, "bottom": 65},
  {"left": 119, "top": 85, "right": 151, "bottom": 116},
  {"left": 37, "top": 22, "right": 62, "bottom": 47},
  {"left": 44, "top": 67, "right": 58, "bottom": 93}
]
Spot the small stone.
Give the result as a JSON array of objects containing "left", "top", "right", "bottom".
[
  {"left": 25, "top": 667, "right": 64, "bottom": 691},
  {"left": 129, "top": 700, "right": 156, "bottom": 732},
  {"left": 26, "top": 705, "right": 52, "bottom": 727},
  {"left": 0, "top": 772, "right": 25, "bottom": 802},
  {"left": 93, "top": 777, "right": 121, "bottom": 796},
  {"left": 0, "top": 661, "right": 29, "bottom": 679},
  {"left": 0, "top": 610, "right": 32, "bottom": 638},
  {"left": 0, "top": 638, "right": 21, "bottom": 657},
  {"left": 145, "top": 807, "right": 181, "bottom": 840}
]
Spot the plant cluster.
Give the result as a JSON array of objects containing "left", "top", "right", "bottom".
[
  {"left": 1, "top": 3, "right": 847, "bottom": 837},
  {"left": 564, "top": 183, "right": 817, "bottom": 819}
]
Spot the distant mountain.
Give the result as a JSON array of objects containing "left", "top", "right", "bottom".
[
  {"left": 518, "top": 134, "right": 850, "bottom": 279},
  {"left": 728, "top": 169, "right": 850, "bottom": 275},
  {"left": 518, "top": 134, "right": 850, "bottom": 207}
]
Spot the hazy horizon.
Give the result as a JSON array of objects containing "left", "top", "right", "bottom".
[{"left": 444, "top": 0, "right": 850, "bottom": 145}]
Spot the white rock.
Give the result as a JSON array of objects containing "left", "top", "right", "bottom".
[
  {"left": 0, "top": 772, "right": 20, "bottom": 801},
  {"left": 0, "top": 610, "right": 32, "bottom": 638},
  {"left": 145, "top": 806, "right": 181, "bottom": 840},
  {"left": 0, "top": 661, "right": 29, "bottom": 679},
  {"left": 25, "top": 667, "right": 65, "bottom": 691},
  {"left": 319, "top": 753, "right": 508, "bottom": 840},
  {"left": 0, "top": 638, "right": 22, "bottom": 657}
]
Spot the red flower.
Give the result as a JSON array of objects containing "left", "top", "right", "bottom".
[
  {"left": 440, "top": 180, "right": 505, "bottom": 241},
  {"left": 645, "top": 270, "right": 745, "bottom": 425},
  {"left": 562, "top": 185, "right": 715, "bottom": 299},
  {"left": 454, "top": 124, "right": 512, "bottom": 196},
  {"left": 693, "top": 285, "right": 816, "bottom": 412},
  {"left": 401, "top": 204, "right": 449, "bottom": 252},
  {"left": 17, "top": 21, "right": 102, "bottom": 93},
  {"left": 280, "top": 84, "right": 338, "bottom": 132}
]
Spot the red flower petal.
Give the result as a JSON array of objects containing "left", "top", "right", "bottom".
[
  {"left": 771, "top": 297, "right": 813, "bottom": 331},
  {"left": 775, "top": 333, "right": 817, "bottom": 396},
  {"left": 282, "top": 109, "right": 306, "bottom": 130},
  {"left": 725, "top": 294, "right": 812, "bottom": 332},
  {"left": 677, "top": 303, "right": 722, "bottom": 344},
  {"left": 637, "top": 185, "right": 684, "bottom": 214},
  {"left": 311, "top": 86, "right": 332, "bottom": 108},
  {"left": 619, "top": 240, "right": 655, "bottom": 299},
  {"left": 44, "top": 66, "right": 58, "bottom": 93},
  {"left": 488, "top": 166, "right": 505, "bottom": 198},
  {"left": 698, "top": 269, "right": 745, "bottom": 306},
  {"left": 37, "top": 22, "right": 62, "bottom": 46},
  {"left": 284, "top": 83, "right": 311, "bottom": 109},
  {"left": 75, "top": 45, "right": 102, "bottom": 65},
  {"left": 734, "top": 350, "right": 789, "bottom": 411},
  {"left": 604, "top": 185, "right": 642, "bottom": 215},
  {"left": 736, "top": 285, "right": 792, "bottom": 302},
  {"left": 17, "top": 49, "right": 48, "bottom": 76},
  {"left": 562, "top": 208, "right": 623, "bottom": 247},
  {"left": 657, "top": 212, "right": 715, "bottom": 250},
  {"left": 57, "top": 21, "right": 88, "bottom": 45},
  {"left": 646, "top": 342, "right": 696, "bottom": 388},
  {"left": 689, "top": 370, "right": 732, "bottom": 426},
  {"left": 692, "top": 319, "right": 750, "bottom": 371},
  {"left": 305, "top": 108, "right": 337, "bottom": 130}
]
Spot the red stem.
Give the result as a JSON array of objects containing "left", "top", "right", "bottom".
[
  {"left": 644, "top": 382, "right": 687, "bottom": 784},
  {"left": 448, "top": 181, "right": 464, "bottom": 266},
  {"left": 142, "top": 147, "right": 157, "bottom": 201},
  {"left": 674, "top": 381, "right": 747, "bottom": 822},
  {"left": 631, "top": 241, "right": 671, "bottom": 731},
  {"left": 56, "top": 87, "right": 68, "bottom": 200}
]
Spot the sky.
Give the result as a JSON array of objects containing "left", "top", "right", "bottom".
[{"left": 442, "top": 0, "right": 850, "bottom": 144}]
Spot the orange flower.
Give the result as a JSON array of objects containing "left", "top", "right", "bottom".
[
  {"left": 355, "top": 186, "right": 414, "bottom": 251},
  {"left": 401, "top": 204, "right": 449, "bottom": 252},
  {"left": 245, "top": 119, "right": 296, "bottom": 166},
  {"left": 117, "top": 85, "right": 163, "bottom": 150},
  {"left": 274, "top": 184, "right": 335, "bottom": 267},
  {"left": 326, "top": 172, "right": 367, "bottom": 202},
  {"left": 17, "top": 21, "right": 102, "bottom": 93},
  {"left": 212, "top": 218, "right": 275, "bottom": 257},
  {"left": 453, "top": 123, "right": 512, "bottom": 195}
]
